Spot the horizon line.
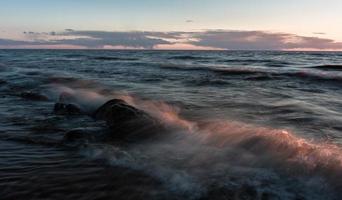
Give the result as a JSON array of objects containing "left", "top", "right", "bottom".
[{"left": 1, "top": 48, "right": 342, "bottom": 52}]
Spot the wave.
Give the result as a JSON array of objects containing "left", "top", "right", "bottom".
[
  {"left": 213, "top": 68, "right": 267, "bottom": 76},
  {"left": 122, "top": 61, "right": 342, "bottom": 84},
  {"left": 64, "top": 53, "right": 87, "bottom": 58},
  {"left": 77, "top": 97, "right": 342, "bottom": 199},
  {"left": 90, "top": 56, "right": 138, "bottom": 61},
  {"left": 158, "top": 63, "right": 342, "bottom": 84},
  {"left": 244, "top": 75, "right": 274, "bottom": 81},
  {"left": 198, "top": 121, "right": 342, "bottom": 171},
  {"left": 183, "top": 78, "right": 231, "bottom": 86},
  {"left": 218, "top": 59, "right": 292, "bottom": 66},
  {"left": 6, "top": 74, "right": 340, "bottom": 199},
  {"left": 156, "top": 62, "right": 266, "bottom": 75},
  {"left": 168, "top": 55, "right": 213, "bottom": 60},
  {"left": 47, "top": 79, "right": 342, "bottom": 179},
  {"left": 311, "top": 64, "right": 342, "bottom": 71},
  {"left": 284, "top": 71, "right": 342, "bottom": 83},
  {"left": 53, "top": 54, "right": 139, "bottom": 61},
  {"left": 157, "top": 63, "right": 268, "bottom": 76}
]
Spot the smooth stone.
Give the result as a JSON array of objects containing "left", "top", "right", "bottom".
[{"left": 93, "top": 99, "right": 164, "bottom": 142}]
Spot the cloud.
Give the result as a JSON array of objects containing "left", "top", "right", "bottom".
[
  {"left": 47, "top": 31, "right": 175, "bottom": 48},
  {"left": 0, "top": 38, "right": 39, "bottom": 46},
  {"left": 1, "top": 29, "right": 342, "bottom": 50},
  {"left": 313, "top": 32, "right": 326, "bottom": 35},
  {"left": 191, "top": 30, "right": 342, "bottom": 50},
  {"left": 17, "top": 30, "right": 175, "bottom": 49},
  {"left": 186, "top": 20, "right": 194, "bottom": 23},
  {"left": 56, "top": 31, "right": 175, "bottom": 48}
]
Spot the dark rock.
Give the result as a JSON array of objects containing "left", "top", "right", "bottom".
[
  {"left": 54, "top": 103, "right": 82, "bottom": 115},
  {"left": 20, "top": 91, "right": 49, "bottom": 101},
  {"left": 93, "top": 99, "right": 164, "bottom": 142},
  {"left": 93, "top": 99, "right": 142, "bottom": 122}
]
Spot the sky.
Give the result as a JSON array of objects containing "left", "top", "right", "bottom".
[{"left": 0, "top": 0, "right": 342, "bottom": 50}]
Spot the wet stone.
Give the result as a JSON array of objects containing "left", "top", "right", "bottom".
[{"left": 93, "top": 99, "right": 164, "bottom": 142}]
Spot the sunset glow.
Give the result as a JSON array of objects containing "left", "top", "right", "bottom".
[{"left": 1, "top": 0, "right": 342, "bottom": 50}]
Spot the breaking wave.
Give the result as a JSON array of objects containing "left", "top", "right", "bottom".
[{"left": 43, "top": 77, "right": 342, "bottom": 198}]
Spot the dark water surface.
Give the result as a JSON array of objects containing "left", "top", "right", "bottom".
[{"left": 0, "top": 50, "right": 342, "bottom": 200}]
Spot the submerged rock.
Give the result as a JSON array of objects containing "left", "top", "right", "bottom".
[
  {"left": 93, "top": 99, "right": 164, "bottom": 141},
  {"left": 55, "top": 99, "right": 165, "bottom": 142},
  {"left": 54, "top": 102, "right": 82, "bottom": 115},
  {"left": 20, "top": 91, "right": 49, "bottom": 101}
]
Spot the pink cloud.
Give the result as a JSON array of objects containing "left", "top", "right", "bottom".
[
  {"left": 1, "top": 30, "right": 342, "bottom": 50},
  {"left": 154, "top": 43, "right": 224, "bottom": 50}
]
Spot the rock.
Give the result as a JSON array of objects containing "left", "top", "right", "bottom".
[
  {"left": 93, "top": 99, "right": 163, "bottom": 141},
  {"left": 54, "top": 102, "right": 82, "bottom": 115},
  {"left": 20, "top": 91, "right": 49, "bottom": 101},
  {"left": 93, "top": 99, "right": 142, "bottom": 122}
]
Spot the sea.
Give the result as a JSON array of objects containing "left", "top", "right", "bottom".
[{"left": 0, "top": 50, "right": 342, "bottom": 200}]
